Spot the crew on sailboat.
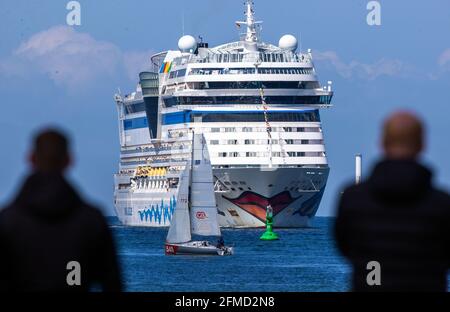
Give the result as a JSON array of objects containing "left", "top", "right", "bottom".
[{"left": 217, "top": 236, "right": 225, "bottom": 249}]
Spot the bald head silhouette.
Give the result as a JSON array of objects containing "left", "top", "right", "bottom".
[{"left": 382, "top": 111, "right": 424, "bottom": 160}]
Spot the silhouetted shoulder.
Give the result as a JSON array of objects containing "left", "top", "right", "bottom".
[
  {"left": 0, "top": 205, "right": 12, "bottom": 220},
  {"left": 433, "top": 188, "right": 450, "bottom": 203},
  {"left": 430, "top": 188, "right": 450, "bottom": 214},
  {"left": 75, "top": 203, "right": 111, "bottom": 233},
  {"left": 0, "top": 204, "right": 26, "bottom": 231},
  {"left": 79, "top": 203, "right": 108, "bottom": 222},
  {"left": 341, "top": 182, "right": 369, "bottom": 196},
  {"left": 338, "top": 182, "right": 370, "bottom": 211}
]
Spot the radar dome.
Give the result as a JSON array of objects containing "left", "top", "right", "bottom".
[
  {"left": 279, "top": 34, "right": 298, "bottom": 51},
  {"left": 178, "top": 35, "right": 197, "bottom": 53}
]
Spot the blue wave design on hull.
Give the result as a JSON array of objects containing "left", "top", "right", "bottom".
[{"left": 138, "top": 195, "right": 176, "bottom": 225}]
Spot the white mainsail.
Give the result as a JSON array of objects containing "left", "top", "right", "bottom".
[
  {"left": 166, "top": 165, "right": 192, "bottom": 244},
  {"left": 190, "top": 133, "right": 221, "bottom": 237}
]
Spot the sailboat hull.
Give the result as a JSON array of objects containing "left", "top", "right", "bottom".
[{"left": 165, "top": 241, "right": 233, "bottom": 256}]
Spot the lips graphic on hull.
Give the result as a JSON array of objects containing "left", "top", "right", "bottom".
[{"left": 222, "top": 191, "right": 301, "bottom": 222}]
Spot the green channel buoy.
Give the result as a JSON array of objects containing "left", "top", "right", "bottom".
[{"left": 260, "top": 205, "right": 279, "bottom": 240}]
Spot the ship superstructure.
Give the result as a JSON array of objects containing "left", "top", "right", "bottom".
[{"left": 114, "top": 0, "right": 333, "bottom": 227}]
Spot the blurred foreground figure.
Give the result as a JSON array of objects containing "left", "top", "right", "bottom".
[
  {"left": 335, "top": 111, "right": 450, "bottom": 292},
  {"left": 0, "top": 129, "right": 122, "bottom": 291}
]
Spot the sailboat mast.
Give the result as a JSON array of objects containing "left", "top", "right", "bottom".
[{"left": 188, "top": 129, "right": 195, "bottom": 212}]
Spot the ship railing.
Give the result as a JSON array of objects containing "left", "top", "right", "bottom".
[
  {"left": 120, "top": 142, "right": 192, "bottom": 154},
  {"left": 120, "top": 147, "right": 183, "bottom": 155},
  {"left": 116, "top": 171, "right": 135, "bottom": 176},
  {"left": 172, "top": 51, "right": 312, "bottom": 66},
  {"left": 174, "top": 104, "right": 333, "bottom": 111},
  {"left": 121, "top": 159, "right": 189, "bottom": 167},
  {"left": 212, "top": 164, "right": 328, "bottom": 170}
]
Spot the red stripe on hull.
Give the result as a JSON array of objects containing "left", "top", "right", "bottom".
[{"left": 165, "top": 244, "right": 178, "bottom": 255}]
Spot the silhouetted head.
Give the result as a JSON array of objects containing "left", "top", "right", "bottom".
[
  {"left": 29, "top": 129, "right": 71, "bottom": 173},
  {"left": 382, "top": 111, "right": 424, "bottom": 160}
]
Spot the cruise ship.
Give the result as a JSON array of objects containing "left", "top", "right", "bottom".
[{"left": 113, "top": 0, "right": 333, "bottom": 228}]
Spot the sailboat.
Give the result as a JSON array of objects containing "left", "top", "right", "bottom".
[{"left": 165, "top": 132, "right": 234, "bottom": 256}]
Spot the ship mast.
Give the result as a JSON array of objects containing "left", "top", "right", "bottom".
[{"left": 236, "top": 0, "right": 262, "bottom": 43}]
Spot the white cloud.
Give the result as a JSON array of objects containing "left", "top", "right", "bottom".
[
  {"left": 438, "top": 48, "right": 450, "bottom": 69},
  {"left": 312, "top": 51, "right": 353, "bottom": 79},
  {"left": 13, "top": 26, "right": 122, "bottom": 88},
  {"left": 0, "top": 25, "right": 154, "bottom": 90},
  {"left": 427, "top": 48, "right": 450, "bottom": 80},
  {"left": 0, "top": 57, "right": 27, "bottom": 78},
  {"left": 313, "top": 50, "right": 411, "bottom": 80},
  {"left": 123, "top": 50, "right": 154, "bottom": 81}
]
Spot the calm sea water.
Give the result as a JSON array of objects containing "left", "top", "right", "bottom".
[{"left": 109, "top": 217, "right": 352, "bottom": 292}]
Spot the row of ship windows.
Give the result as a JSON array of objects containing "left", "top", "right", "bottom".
[
  {"left": 187, "top": 81, "right": 319, "bottom": 90},
  {"left": 189, "top": 52, "right": 308, "bottom": 64},
  {"left": 168, "top": 67, "right": 314, "bottom": 79},
  {"left": 217, "top": 152, "right": 325, "bottom": 158},
  {"left": 168, "top": 126, "right": 322, "bottom": 138},
  {"left": 163, "top": 111, "right": 322, "bottom": 125},
  {"left": 124, "top": 102, "right": 145, "bottom": 115},
  {"left": 207, "top": 127, "right": 321, "bottom": 133},
  {"left": 210, "top": 139, "right": 323, "bottom": 145},
  {"left": 169, "top": 68, "right": 187, "bottom": 79},
  {"left": 172, "top": 51, "right": 309, "bottom": 65},
  {"left": 164, "top": 95, "right": 332, "bottom": 106},
  {"left": 121, "top": 157, "right": 188, "bottom": 167},
  {"left": 190, "top": 68, "right": 314, "bottom": 76}
]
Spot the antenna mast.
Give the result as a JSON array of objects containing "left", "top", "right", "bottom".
[
  {"left": 236, "top": 0, "right": 262, "bottom": 43},
  {"left": 182, "top": 11, "right": 185, "bottom": 36}
]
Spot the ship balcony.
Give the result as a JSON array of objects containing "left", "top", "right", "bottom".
[
  {"left": 120, "top": 147, "right": 191, "bottom": 158},
  {"left": 171, "top": 88, "right": 331, "bottom": 98},
  {"left": 172, "top": 49, "right": 313, "bottom": 66},
  {"left": 162, "top": 94, "right": 333, "bottom": 107}
]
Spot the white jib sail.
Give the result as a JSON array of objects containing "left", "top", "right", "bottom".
[
  {"left": 166, "top": 165, "right": 192, "bottom": 244},
  {"left": 190, "top": 133, "right": 221, "bottom": 237}
]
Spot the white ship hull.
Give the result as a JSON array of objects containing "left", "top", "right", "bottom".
[
  {"left": 114, "top": 166, "right": 328, "bottom": 228},
  {"left": 214, "top": 166, "right": 328, "bottom": 228}
]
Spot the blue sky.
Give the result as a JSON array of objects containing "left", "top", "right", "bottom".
[{"left": 0, "top": 0, "right": 449, "bottom": 216}]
